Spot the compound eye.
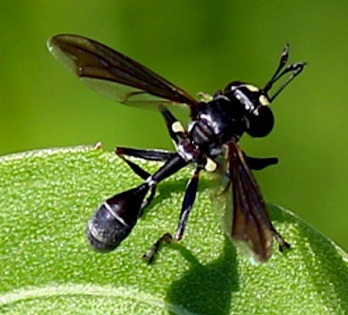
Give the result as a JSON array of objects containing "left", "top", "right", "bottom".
[{"left": 246, "top": 105, "right": 274, "bottom": 137}]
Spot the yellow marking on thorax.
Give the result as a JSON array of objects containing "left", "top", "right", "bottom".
[
  {"left": 172, "top": 121, "right": 185, "bottom": 133},
  {"left": 244, "top": 84, "right": 259, "bottom": 92},
  {"left": 205, "top": 158, "right": 218, "bottom": 172}
]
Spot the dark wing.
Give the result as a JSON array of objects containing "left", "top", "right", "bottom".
[
  {"left": 226, "top": 142, "right": 275, "bottom": 264},
  {"left": 47, "top": 34, "right": 199, "bottom": 108}
]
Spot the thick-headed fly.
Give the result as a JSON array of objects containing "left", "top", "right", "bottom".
[{"left": 48, "top": 34, "right": 306, "bottom": 264}]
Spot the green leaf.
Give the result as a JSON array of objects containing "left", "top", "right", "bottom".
[{"left": 0, "top": 146, "right": 347, "bottom": 315}]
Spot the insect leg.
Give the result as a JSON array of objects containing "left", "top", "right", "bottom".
[
  {"left": 159, "top": 106, "right": 187, "bottom": 144},
  {"left": 116, "top": 147, "right": 175, "bottom": 161},
  {"left": 142, "top": 167, "right": 201, "bottom": 263},
  {"left": 116, "top": 147, "right": 176, "bottom": 213},
  {"left": 222, "top": 154, "right": 277, "bottom": 186},
  {"left": 244, "top": 155, "right": 278, "bottom": 170},
  {"left": 125, "top": 153, "right": 189, "bottom": 217},
  {"left": 117, "top": 156, "right": 156, "bottom": 215},
  {"left": 142, "top": 233, "right": 173, "bottom": 264},
  {"left": 272, "top": 226, "right": 291, "bottom": 252},
  {"left": 175, "top": 167, "right": 201, "bottom": 240}
]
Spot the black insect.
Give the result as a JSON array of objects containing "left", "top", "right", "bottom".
[{"left": 48, "top": 34, "right": 306, "bottom": 264}]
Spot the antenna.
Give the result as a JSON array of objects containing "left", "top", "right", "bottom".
[{"left": 263, "top": 44, "right": 306, "bottom": 102}]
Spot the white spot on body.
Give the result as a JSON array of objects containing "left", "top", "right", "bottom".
[
  {"left": 171, "top": 121, "right": 185, "bottom": 134},
  {"left": 244, "top": 84, "right": 259, "bottom": 92},
  {"left": 205, "top": 158, "right": 217, "bottom": 172}
]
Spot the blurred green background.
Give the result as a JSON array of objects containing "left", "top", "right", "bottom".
[{"left": 0, "top": 2, "right": 347, "bottom": 251}]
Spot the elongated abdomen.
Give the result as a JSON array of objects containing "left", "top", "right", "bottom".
[{"left": 87, "top": 184, "right": 149, "bottom": 252}]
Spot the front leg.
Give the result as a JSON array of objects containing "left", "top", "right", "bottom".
[
  {"left": 159, "top": 106, "right": 188, "bottom": 145},
  {"left": 244, "top": 154, "right": 278, "bottom": 170}
]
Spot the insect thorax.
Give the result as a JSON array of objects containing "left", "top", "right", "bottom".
[{"left": 189, "top": 95, "right": 248, "bottom": 149}]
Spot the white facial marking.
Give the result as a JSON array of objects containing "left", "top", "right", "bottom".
[{"left": 259, "top": 95, "right": 270, "bottom": 106}]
